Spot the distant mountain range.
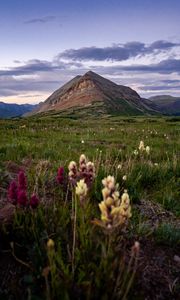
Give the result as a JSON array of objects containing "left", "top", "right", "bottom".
[
  {"left": 29, "top": 71, "right": 157, "bottom": 117},
  {"left": 148, "top": 95, "right": 180, "bottom": 116},
  {"left": 0, "top": 102, "right": 38, "bottom": 118}
]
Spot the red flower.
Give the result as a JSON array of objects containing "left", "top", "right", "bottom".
[
  {"left": 18, "top": 170, "right": 27, "bottom": 191},
  {"left": 17, "top": 190, "right": 28, "bottom": 207},
  {"left": 29, "top": 194, "right": 39, "bottom": 209},
  {"left": 8, "top": 181, "right": 18, "bottom": 204},
  {"left": 56, "top": 167, "right": 64, "bottom": 184}
]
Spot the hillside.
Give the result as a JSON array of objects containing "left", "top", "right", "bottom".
[
  {"left": 0, "top": 102, "right": 38, "bottom": 119},
  {"left": 29, "top": 71, "right": 157, "bottom": 117},
  {"left": 149, "top": 95, "right": 180, "bottom": 115}
]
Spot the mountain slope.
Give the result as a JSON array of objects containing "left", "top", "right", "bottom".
[
  {"left": 30, "top": 71, "right": 157, "bottom": 116},
  {"left": 0, "top": 102, "right": 38, "bottom": 118},
  {"left": 148, "top": 95, "right": 180, "bottom": 115}
]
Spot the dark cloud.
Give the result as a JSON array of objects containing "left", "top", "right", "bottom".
[
  {"left": 24, "top": 16, "right": 56, "bottom": 24},
  {"left": 0, "top": 59, "right": 83, "bottom": 77},
  {"left": 0, "top": 60, "right": 55, "bottom": 76},
  {"left": 149, "top": 40, "right": 179, "bottom": 50},
  {"left": 58, "top": 43, "right": 145, "bottom": 61},
  {"left": 120, "top": 59, "right": 180, "bottom": 74},
  {"left": 58, "top": 40, "right": 180, "bottom": 62}
]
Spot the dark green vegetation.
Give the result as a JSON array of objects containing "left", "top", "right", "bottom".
[{"left": 0, "top": 115, "right": 180, "bottom": 299}]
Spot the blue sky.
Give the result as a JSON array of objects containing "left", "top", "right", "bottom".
[{"left": 0, "top": 0, "right": 180, "bottom": 104}]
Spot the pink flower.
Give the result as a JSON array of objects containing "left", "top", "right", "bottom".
[
  {"left": 56, "top": 167, "right": 64, "bottom": 185},
  {"left": 18, "top": 170, "right": 27, "bottom": 191},
  {"left": 8, "top": 181, "right": 18, "bottom": 204},
  {"left": 17, "top": 190, "right": 28, "bottom": 207},
  {"left": 29, "top": 194, "right": 39, "bottom": 209}
]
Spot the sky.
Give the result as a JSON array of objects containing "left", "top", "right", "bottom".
[{"left": 0, "top": 0, "right": 180, "bottom": 104}]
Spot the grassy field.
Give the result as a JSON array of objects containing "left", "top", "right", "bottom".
[{"left": 0, "top": 115, "right": 180, "bottom": 299}]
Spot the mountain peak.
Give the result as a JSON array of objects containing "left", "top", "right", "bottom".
[{"left": 30, "top": 71, "right": 155, "bottom": 116}]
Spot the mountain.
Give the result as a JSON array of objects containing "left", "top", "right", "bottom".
[
  {"left": 0, "top": 102, "right": 38, "bottom": 119},
  {"left": 29, "top": 71, "right": 157, "bottom": 117},
  {"left": 148, "top": 95, "right": 180, "bottom": 115}
]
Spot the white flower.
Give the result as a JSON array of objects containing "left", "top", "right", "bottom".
[
  {"left": 154, "top": 163, "right": 158, "bottom": 166},
  {"left": 139, "top": 141, "right": 145, "bottom": 151},
  {"left": 68, "top": 161, "right": 77, "bottom": 171},
  {"left": 146, "top": 146, "right": 150, "bottom": 154},
  {"left": 122, "top": 175, "right": 127, "bottom": 181},
  {"left": 79, "top": 154, "right": 87, "bottom": 164},
  {"left": 117, "top": 164, "right": 122, "bottom": 169},
  {"left": 133, "top": 149, "right": 138, "bottom": 156},
  {"left": 102, "top": 175, "right": 115, "bottom": 189},
  {"left": 81, "top": 140, "right": 85, "bottom": 144},
  {"left": 75, "top": 179, "right": 88, "bottom": 197},
  {"left": 121, "top": 190, "right": 130, "bottom": 206}
]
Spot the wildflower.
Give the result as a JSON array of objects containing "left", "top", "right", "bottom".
[
  {"left": 132, "top": 241, "right": 140, "bottom": 255},
  {"left": 120, "top": 190, "right": 132, "bottom": 218},
  {"left": 98, "top": 176, "right": 132, "bottom": 228},
  {"left": 133, "top": 150, "right": 138, "bottom": 156},
  {"left": 122, "top": 175, "right": 127, "bottom": 181},
  {"left": 86, "top": 161, "right": 95, "bottom": 174},
  {"left": 79, "top": 154, "right": 87, "bottom": 173},
  {"left": 85, "top": 161, "right": 96, "bottom": 185},
  {"left": 75, "top": 179, "right": 88, "bottom": 197},
  {"left": 102, "top": 187, "right": 110, "bottom": 200},
  {"left": 79, "top": 154, "right": 87, "bottom": 165},
  {"left": 8, "top": 181, "right": 18, "bottom": 204},
  {"left": 154, "top": 163, "right": 158, "bottom": 166},
  {"left": 68, "top": 154, "right": 96, "bottom": 189},
  {"left": 29, "top": 194, "right": 39, "bottom": 209},
  {"left": 47, "top": 239, "right": 55, "bottom": 249},
  {"left": 145, "top": 146, "right": 150, "bottom": 154},
  {"left": 102, "top": 175, "right": 115, "bottom": 190},
  {"left": 117, "top": 164, "right": 122, "bottom": 169},
  {"left": 56, "top": 167, "right": 64, "bottom": 184},
  {"left": 139, "top": 141, "right": 145, "bottom": 151},
  {"left": 17, "top": 190, "right": 28, "bottom": 207},
  {"left": 81, "top": 140, "right": 85, "bottom": 144},
  {"left": 68, "top": 161, "right": 77, "bottom": 180},
  {"left": 18, "top": 170, "right": 27, "bottom": 191}
]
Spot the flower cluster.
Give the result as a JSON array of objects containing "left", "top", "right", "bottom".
[
  {"left": 133, "top": 141, "right": 150, "bottom": 155},
  {"left": 8, "top": 170, "right": 39, "bottom": 209},
  {"left": 98, "top": 175, "right": 132, "bottom": 228},
  {"left": 68, "top": 154, "right": 95, "bottom": 188},
  {"left": 139, "top": 141, "right": 150, "bottom": 154}
]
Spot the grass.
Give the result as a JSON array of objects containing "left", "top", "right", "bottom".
[{"left": 0, "top": 115, "right": 180, "bottom": 299}]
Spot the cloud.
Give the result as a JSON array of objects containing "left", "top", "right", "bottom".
[
  {"left": 0, "top": 78, "right": 61, "bottom": 97},
  {"left": 24, "top": 16, "right": 56, "bottom": 24},
  {"left": 139, "top": 84, "right": 180, "bottom": 91},
  {"left": 119, "top": 59, "right": 180, "bottom": 74},
  {"left": 0, "top": 59, "right": 83, "bottom": 77},
  {"left": 58, "top": 40, "right": 180, "bottom": 62},
  {"left": 0, "top": 40, "right": 180, "bottom": 100},
  {"left": 149, "top": 40, "right": 180, "bottom": 50}
]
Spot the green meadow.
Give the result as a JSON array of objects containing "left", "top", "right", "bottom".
[{"left": 0, "top": 115, "right": 180, "bottom": 299}]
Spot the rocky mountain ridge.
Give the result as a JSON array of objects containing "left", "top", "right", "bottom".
[{"left": 30, "top": 71, "right": 156, "bottom": 116}]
